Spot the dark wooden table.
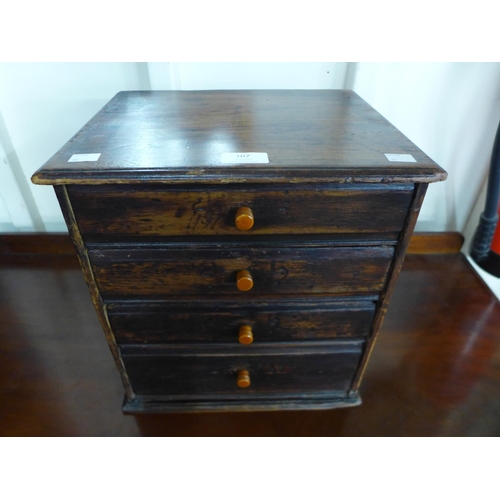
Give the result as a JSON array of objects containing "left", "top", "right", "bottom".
[{"left": 1, "top": 234, "right": 499, "bottom": 436}]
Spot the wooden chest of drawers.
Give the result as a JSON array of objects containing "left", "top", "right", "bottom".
[{"left": 31, "top": 90, "right": 446, "bottom": 412}]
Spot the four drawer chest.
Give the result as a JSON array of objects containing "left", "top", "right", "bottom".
[{"left": 32, "top": 90, "right": 446, "bottom": 413}]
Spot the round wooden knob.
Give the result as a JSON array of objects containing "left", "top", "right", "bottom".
[
  {"left": 238, "top": 325, "right": 253, "bottom": 345},
  {"left": 236, "top": 270, "right": 253, "bottom": 291},
  {"left": 235, "top": 206, "right": 254, "bottom": 231},
  {"left": 237, "top": 370, "right": 251, "bottom": 388}
]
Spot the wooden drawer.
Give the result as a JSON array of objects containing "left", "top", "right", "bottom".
[
  {"left": 68, "top": 184, "right": 413, "bottom": 241},
  {"left": 121, "top": 342, "right": 363, "bottom": 399},
  {"left": 109, "top": 299, "right": 376, "bottom": 344},
  {"left": 89, "top": 244, "right": 394, "bottom": 299}
]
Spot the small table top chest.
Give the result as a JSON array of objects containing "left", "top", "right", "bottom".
[{"left": 32, "top": 90, "right": 446, "bottom": 413}]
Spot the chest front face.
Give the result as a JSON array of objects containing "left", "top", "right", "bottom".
[{"left": 32, "top": 90, "right": 446, "bottom": 413}]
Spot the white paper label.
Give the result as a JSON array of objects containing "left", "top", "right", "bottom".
[
  {"left": 221, "top": 152, "right": 269, "bottom": 164},
  {"left": 384, "top": 153, "right": 417, "bottom": 163},
  {"left": 68, "top": 153, "right": 101, "bottom": 162}
]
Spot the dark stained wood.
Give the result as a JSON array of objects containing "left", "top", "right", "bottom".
[
  {"left": 88, "top": 245, "right": 394, "bottom": 299},
  {"left": 351, "top": 184, "right": 428, "bottom": 391},
  {"left": 407, "top": 231, "right": 464, "bottom": 254},
  {"left": 29, "top": 90, "right": 447, "bottom": 414},
  {"left": 124, "top": 393, "right": 361, "bottom": 413},
  {"left": 120, "top": 342, "right": 363, "bottom": 403},
  {"left": 54, "top": 186, "right": 134, "bottom": 398},
  {"left": 31, "top": 90, "right": 446, "bottom": 185},
  {"left": 2, "top": 249, "right": 500, "bottom": 435},
  {"left": 67, "top": 183, "right": 413, "bottom": 239},
  {"left": 108, "top": 299, "right": 376, "bottom": 344}
]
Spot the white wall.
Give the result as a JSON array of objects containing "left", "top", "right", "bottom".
[
  {"left": 350, "top": 62, "right": 500, "bottom": 232},
  {"left": 0, "top": 62, "right": 151, "bottom": 231},
  {"left": 1, "top": 62, "right": 500, "bottom": 238},
  {"left": 150, "top": 62, "right": 350, "bottom": 90}
]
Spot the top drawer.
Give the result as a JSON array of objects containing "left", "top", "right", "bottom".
[{"left": 67, "top": 184, "right": 413, "bottom": 241}]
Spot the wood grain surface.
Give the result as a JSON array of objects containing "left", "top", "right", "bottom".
[
  {"left": 26, "top": 89, "right": 448, "bottom": 418},
  {"left": 68, "top": 183, "right": 413, "bottom": 239},
  {"left": 31, "top": 90, "right": 446, "bottom": 185},
  {"left": 108, "top": 299, "right": 376, "bottom": 344},
  {"left": 88, "top": 245, "right": 394, "bottom": 299},
  {"left": 120, "top": 342, "right": 363, "bottom": 399}
]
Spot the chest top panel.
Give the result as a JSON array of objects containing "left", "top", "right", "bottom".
[{"left": 31, "top": 90, "right": 446, "bottom": 185}]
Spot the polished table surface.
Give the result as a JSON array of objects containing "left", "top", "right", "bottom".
[{"left": 1, "top": 248, "right": 499, "bottom": 436}]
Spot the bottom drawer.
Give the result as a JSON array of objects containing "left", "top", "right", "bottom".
[{"left": 121, "top": 342, "right": 363, "bottom": 400}]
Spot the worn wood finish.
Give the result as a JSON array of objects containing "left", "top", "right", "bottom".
[
  {"left": 351, "top": 184, "right": 428, "bottom": 392},
  {"left": 54, "top": 186, "right": 134, "bottom": 399},
  {"left": 120, "top": 342, "right": 363, "bottom": 401},
  {"left": 29, "top": 90, "right": 446, "bottom": 413},
  {"left": 68, "top": 183, "right": 413, "bottom": 239},
  {"left": 31, "top": 90, "right": 447, "bottom": 185},
  {"left": 108, "top": 299, "right": 376, "bottom": 344},
  {"left": 89, "top": 245, "right": 394, "bottom": 299}
]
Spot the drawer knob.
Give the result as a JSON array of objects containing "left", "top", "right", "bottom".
[
  {"left": 237, "top": 370, "right": 251, "bottom": 388},
  {"left": 235, "top": 206, "right": 254, "bottom": 231},
  {"left": 236, "top": 270, "right": 253, "bottom": 291},
  {"left": 238, "top": 325, "right": 253, "bottom": 345}
]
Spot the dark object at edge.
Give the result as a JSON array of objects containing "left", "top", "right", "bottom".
[{"left": 470, "top": 118, "right": 500, "bottom": 277}]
